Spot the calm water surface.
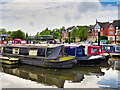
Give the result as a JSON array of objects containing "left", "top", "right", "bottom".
[{"left": 0, "top": 58, "right": 120, "bottom": 88}]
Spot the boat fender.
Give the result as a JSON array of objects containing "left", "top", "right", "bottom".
[{"left": 72, "top": 59, "right": 77, "bottom": 64}]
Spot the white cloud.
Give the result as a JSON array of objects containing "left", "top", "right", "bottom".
[{"left": 0, "top": 0, "right": 118, "bottom": 35}]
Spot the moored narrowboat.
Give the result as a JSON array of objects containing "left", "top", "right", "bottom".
[
  {"left": 1, "top": 44, "right": 76, "bottom": 68},
  {"left": 64, "top": 44, "right": 105, "bottom": 64},
  {"left": 102, "top": 44, "right": 120, "bottom": 57}
]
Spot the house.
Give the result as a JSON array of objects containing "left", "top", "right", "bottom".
[
  {"left": 88, "top": 19, "right": 120, "bottom": 44},
  {"left": 62, "top": 26, "right": 75, "bottom": 38},
  {"left": 88, "top": 20, "right": 110, "bottom": 42},
  {"left": 113, "top": 20, "right": 120, "bottom": 44}
]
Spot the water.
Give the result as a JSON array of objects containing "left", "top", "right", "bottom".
[{"left": 0, "top": 58, "right": 120, "bottom": 89}]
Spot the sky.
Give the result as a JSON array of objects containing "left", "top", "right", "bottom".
[{"left": 0, "top": 0, "right": 119, "bottom": 35}]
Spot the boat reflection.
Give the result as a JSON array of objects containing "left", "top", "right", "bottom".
[
  {"left": 1, "top": 60, "right": 111, "bottom": 88},
  {"left": 108, "top": 59, "right": 120, "bottom": 70}
]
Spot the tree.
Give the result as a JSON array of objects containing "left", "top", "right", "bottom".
[
  {"left": 0, "top": 28, "right": 7, "bottom": 34},
  {"left": 60, "top": 26, "right": 65, "bottom": 34},
  {"left": 10, "top": 30, "right": 26, "bottom": 39},
  {"left": 65, "top": 38, "right": 68, "bottom": 43},
  {"left": 95, "top": 38, "right": 97, "bottom": 43},
  {"left": 100, "top": 35, "right": 108, "bottom": 40},
  {"left": 40, "top": 29, "right": 50, "bottom": 35},
  {"left": 71, "top": 27, "right": 78, "bottom": 42},
  {"left": 35, "top": 32, "right": 40, "bottom": 37},
  {"left": 52, "top": 31, "right": 59, "bottom": 39},
  {"left": 78, "top": 27, "right": 88, "bottom": 41}
]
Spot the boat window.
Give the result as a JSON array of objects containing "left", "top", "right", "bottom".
[
  {"left": 19, "top": 48, "right": 29, "bottom": 55},
  {"left": 78, "top": 48, "right": 83, "bottom": 55},
  {"left": 99, "top": 48, "right": 102, "bottom": 52},
  {"left": 15, "top": 41, "right": 20, "bottom": 44},
  {"left": 105, "top": 46, "right": 110, "bottom": 50},
  {"left": 37, "top": 48, "right": 46, "bottom": 57},
  {"left": 91, "top": 48, "right": 97, "bottom": 53},
  {"left": 46, "top": 46, "right": 61, "bottom": 59},
  {"left": 13, "top": 48, "right": 19, "bottom": 54},
  {"left": 4, "top": 47, "right": 12, "bottom": 54},
  {"left": 116, "top": 47, "right": 120, "bottom": 51},
  {"left": 21, "top": 41, "right": 26, "bottom": 44}
]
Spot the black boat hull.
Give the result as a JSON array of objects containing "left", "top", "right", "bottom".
[{"left": 19, "top": 57, "right": 75, "bottom": 69}]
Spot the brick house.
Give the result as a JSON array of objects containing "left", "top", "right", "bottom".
[
  {"left": 113, "top": 20, "right": 120, "bottom": 44},
  {"left": 88, "top": 19, "right": 120, "bottom": 44},
  {"left": 88, "top": 20, "right": 109, "bottom": 42},
  {"left": 62, "top": 26, "right": 75, "bottom": 38}
]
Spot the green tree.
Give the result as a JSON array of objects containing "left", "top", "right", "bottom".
[
  {"left": 7, "top": 31, "right": 11, "bottom": 34},
  {"left": 52, "top": 31, "right": 59, "bottom": 39},
  {"left": 78, "top": 27, "right": 88, "bottom": 41},
  {"left": 100, "top": 35, "right": 108, "bottom": 40},
  {"left": 65, "top": 38, "right": 68, "bottom": 43},
  {"left": 40, "top": 29, "right": 50, "bottom": 35},
  {"left": 60, "top": 26, "right": 65, "bottom": 34},
  {"left": 35, "top": 32, "right": 40, "bottom": 37},
  {"left": 95, "top": 38, "right": 97, "bottom": 43},
  {"left": 0, "top": 28, "right": 7, "bottom": 34},
  {"left": 71, "top": 27, "right": 78, "bottom": 42},
  {"left": 10, "top": 30, "right": 26, "bottom": 39}
]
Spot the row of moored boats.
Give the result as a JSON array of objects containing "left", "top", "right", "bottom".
[{"left": 0, "top": 43, "right": 120, "bottom": 68}]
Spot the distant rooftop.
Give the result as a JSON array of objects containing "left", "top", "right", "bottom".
[{"left": 0, "top": 34, "right": 10, "bottom": 37}]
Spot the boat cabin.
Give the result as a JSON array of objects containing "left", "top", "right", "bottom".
[
  {"left": 102, "top": 45, "right": 115, "bottom": 53},
  {"left": 87, "top": 45, "right": 102, "bottom": 55},
  {"left": 12, "top": 39, "right": 27, "bottom": 44},
  {"left": 102, "top": 44, "right": 120, "bottom": 53},
  {"left": 65, "top": 44, "right": 103, "bottom": 57},
  {"left": 115, "top": 45, "right": 120, "bottom": 53},
  {"left": 2, "top": 44, "right": 64, "bottom": 60},
  {"left": 65, "top": 45, "right": 85, "bottom": 57}
]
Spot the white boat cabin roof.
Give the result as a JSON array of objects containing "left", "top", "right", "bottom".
[{"left": 3, "top": 44, "right": 63, "bottom": 48}]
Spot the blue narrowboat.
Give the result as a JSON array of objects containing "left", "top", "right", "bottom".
[
  {"left": 64, "top": 44, "right": 105, "bottom": 64},
  {"left": 102, "top": 44, "right": 120, "bottom": 57}
]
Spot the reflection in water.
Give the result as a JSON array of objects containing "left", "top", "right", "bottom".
[
  {"left": 108, "top": 60, "right": 120, "bottom": 70},
  {"left": 1, "top": 58, "right": 120, "bottom": 88}
]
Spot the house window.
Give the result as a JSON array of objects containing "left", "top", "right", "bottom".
[
  {"left": 116, "top": 31, "right": 118, "bottom": 35},
  {"left": 95, "top": 30, "right": 96, "bottom": 35},
  {"left": 109, "top": 31, "right": 113, "bottom": 35},
  {"left": 109, "top": 27, "right": 113, "bottom": 30},
  {"left": 110, "top": 37, "right": 113, "bottom": 40},
  {"left": 101, "top": 32, "right": 102, "bottom": 35},
  {"left": 116, "top": 27, "right": 118, "bottom": 30}
]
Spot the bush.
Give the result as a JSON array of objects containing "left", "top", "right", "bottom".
[
  {"left": 100, "top": 35, "right": 108, "bottom": 40},
  {"left": 70, "top": 38, "right": 73, "bottom": 43},
  {"left": 65, "top": 38, "right": 68, "bottom": 43},
  {"left": 95, "top": 38, "right": 97, "bottom": 43},
  {"left": 108, "top": 40, "right": 112, "bottom": 44}
]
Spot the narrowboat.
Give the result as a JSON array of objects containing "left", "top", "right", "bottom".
[
  {"left": 64, "top": 44, "right": 105, "bottom": 64},
  {"left": 1, "top": 44, "right": 76, "bottom": 68},
  {"left": 102, "top": 44, "right": 120, "bottom": 57}
]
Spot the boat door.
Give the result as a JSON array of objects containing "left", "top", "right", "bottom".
[
  {"left": 76, "top": 46, "right": 84, "bottom": 57},
  {"left": 115, "top": 45, "right": 120, "bottom": 52}
]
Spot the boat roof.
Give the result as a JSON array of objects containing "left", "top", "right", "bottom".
[
  {"left": 63, "top": 43, "right": 85, "bottom": 47},
  {"left": 12, "top": 39, "right": 26, "bottom": 41},
  {"left": 3, "top": 44, "right": 63, "bottom": 48}
]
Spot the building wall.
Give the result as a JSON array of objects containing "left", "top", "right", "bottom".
[{"left": 108, "top": 25, "right": 115, "bottom": 36}]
